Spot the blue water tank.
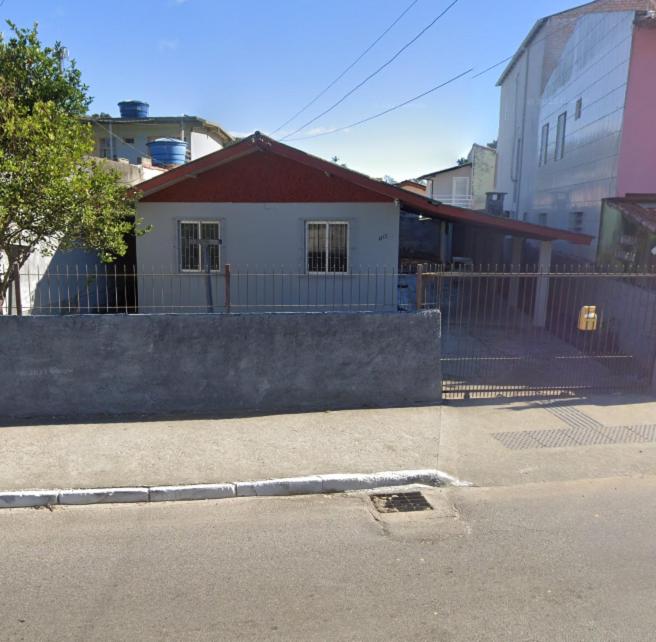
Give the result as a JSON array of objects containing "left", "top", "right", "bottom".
[
  {"left": 147, "top": 138, "right": 187, "bottom": 167},
  {"left": 118, "top": 100, "right": 149, "bottom": 119}
]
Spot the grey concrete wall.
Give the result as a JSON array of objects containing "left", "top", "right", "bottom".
[{"left": 0, "top": 310, "right": 441, "bottom": 420}]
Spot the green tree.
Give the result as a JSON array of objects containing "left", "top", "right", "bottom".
[{"left": 0, "top": 22, "right": 143, "bottom": 310}]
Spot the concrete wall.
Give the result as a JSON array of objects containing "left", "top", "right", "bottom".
[
  {"left": 0, "top": 311, "right": 442, "bottom": 420},
  {"left": 136, "top": 202, "right": 401, "bottom": 312},
  {"left": 470, "top": 145, "right": 497, "bottom": 211}
]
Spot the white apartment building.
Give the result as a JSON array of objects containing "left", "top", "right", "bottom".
[{"left": 495, "top": 0, "right": 656, "bottom": 261}]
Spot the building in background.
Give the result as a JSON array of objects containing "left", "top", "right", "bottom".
[
  {"left": 418, "top": 143, "right": 497, "bottom": 211},
  {"left": 495, "top": 0, "right": 656, "bottom": 262},
  {"left": 84, "top": 100, "right": 232, "bottom": 166}
]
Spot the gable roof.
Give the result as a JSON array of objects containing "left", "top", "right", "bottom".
[
  {"left": 497, "top": 0, "right": 656, "bottom": 85},
  {"left": 135, "top": 132, "right": 592, "bottom": 245},
  {"left": 417, "top": 162, "right": 472, "bottom": 180}
]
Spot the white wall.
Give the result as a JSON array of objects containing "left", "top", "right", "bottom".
[{"left": 190, "top": 131, "right": 222, "bottom": 160}]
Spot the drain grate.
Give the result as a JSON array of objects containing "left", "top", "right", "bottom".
[{"left": 370, "top": 491, "right": 433, "bottom": 513}]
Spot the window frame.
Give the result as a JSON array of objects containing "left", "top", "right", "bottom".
[
  {"left": 539, "top": 123, "right": 549, "bottom": 166},
  {"left": 178, "top": 220, "right": 221, "bottom": 273},
  {"left": 305, "top": 221, "right": 350, "bottom": 275},
  {"left": 555, "top": 111, "right": 567, "bottom": 161}
]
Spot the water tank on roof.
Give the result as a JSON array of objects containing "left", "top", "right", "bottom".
[
  {"left": 118, "top": 100, "right": 149, "bottom": 119},
  {"left": 147, "top": 138, "right": 187, "bottom": 167}
]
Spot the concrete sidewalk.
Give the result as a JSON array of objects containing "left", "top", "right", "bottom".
[
  {"left": 0, "top": 406, "right": 441, "bottom": 492},
  {"left": 438, "top": 393, "right": 656, "bottom": 486}
]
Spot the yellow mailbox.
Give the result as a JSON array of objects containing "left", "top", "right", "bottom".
[{"left": 578, "top": 305, "right": 598, "bottom": 331}]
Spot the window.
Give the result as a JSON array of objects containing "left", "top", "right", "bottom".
[
  {"left": 570, "top": 211, "right": 584, "bottom": 232},
  {"left": 124, "top": 137, "right": 135, "bottom": 144},
  {"left": 538, "top": 212, "right": 548, "bottom": 226},
  {"left": 179, "top": 221, "right": 220, "bottom": 271},
  {"left": 306, "top": 222, "right": 348, "bottom": 273},
  {"left": 539, "top": 123, "right": 549, "bottom": 166},
  {"left": 575, "top": 98, "right": 582, "bottom": 120},
  {"left": 555, "top": 111, "right": 567, "bottom": 160}
]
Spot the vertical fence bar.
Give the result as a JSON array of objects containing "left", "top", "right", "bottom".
[
  {"left": 416, "top": 263, "right": 424, "bottom": 311},
  {"left": 224, "top": 263, "right": 231, "bottom": 313},
  {"left": 12, "top": 263, "right": 22, "bottom": 316}
]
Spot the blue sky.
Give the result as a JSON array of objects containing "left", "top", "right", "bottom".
[{"left": 2, "top": 0, "right": 577, "bottom": 179}]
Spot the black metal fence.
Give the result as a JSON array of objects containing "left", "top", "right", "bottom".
[{"left": 417, "top": 265, "right": 656, "bottom": 398}]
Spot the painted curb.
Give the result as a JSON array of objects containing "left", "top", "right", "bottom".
[
  {"left": 0, "top": 490, "right": 58, "bottom": 509},
  {"left": 0, "top": 469, "right": 470, "bottom": 510},
  {"left": 150, "top": 483, "right": 236, "bottom": 502}
]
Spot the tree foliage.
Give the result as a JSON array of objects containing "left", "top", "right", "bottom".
[{"left": 0, "top": 21, "right": 143, "bottom": 307}]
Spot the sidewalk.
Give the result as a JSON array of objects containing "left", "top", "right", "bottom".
[
  {"left": 438, "top": 392, "right": 656, "bottom": 487},
  {"left": 0, "top": 406, "right": 441, "bottom": 492}
]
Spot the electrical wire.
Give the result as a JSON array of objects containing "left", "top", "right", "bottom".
[
  {"left": 271, "top": 0, "right": 421, "bottom": 135},
  {"left": 286, "top": 67, "right": 472, "bottom": 142},
  {"left": 279, "top": 0, "right": 461, "bottom": 141}
]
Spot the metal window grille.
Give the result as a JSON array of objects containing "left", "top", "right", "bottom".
[
  {"left": 180, "top": 221, "right": 220, "bottom": 272},
  {"left": 306, "top": 222, "right": 348, "bottom": 274}
]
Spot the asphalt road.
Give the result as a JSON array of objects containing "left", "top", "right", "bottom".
[{"left": 1, "top": 476, "right": 655, "bottom": 641}]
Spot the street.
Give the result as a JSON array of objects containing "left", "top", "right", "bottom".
[{"left": 2, "top": 476, "right": 656, "bottom": 641}]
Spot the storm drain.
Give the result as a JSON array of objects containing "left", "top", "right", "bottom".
[{"left": 370, "top": 491, "right": 433, "bottom": 513}]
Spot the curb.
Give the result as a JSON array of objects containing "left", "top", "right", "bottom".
[{"left": 0, "top": 469, "right": 472, "bottom": 510}]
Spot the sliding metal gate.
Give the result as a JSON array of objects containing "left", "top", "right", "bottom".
[{"left": 418, "top": 267, "right": 656, "bottom": 399}]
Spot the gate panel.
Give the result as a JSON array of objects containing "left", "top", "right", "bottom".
[{"left": 420, "top": 268, "right": 656, "bottom": 399}]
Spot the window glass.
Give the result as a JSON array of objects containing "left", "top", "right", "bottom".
[
  {"left": 539, "top": 123, "right": 549, "bottom": 166},
  {"left": 328, "top": 223, "right": 348, "bottom": 273},
  {"left": 555, "top": 112, "right": 567, "bottom": 160},
  {"left": 180, "top": 222, "right": 200, "bottom": 270},
  {"left": 307, "top": 223, "right": 326, "bottom": 272}
]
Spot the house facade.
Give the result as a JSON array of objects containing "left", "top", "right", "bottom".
[
  {"left": 84, "top": 101, "right": 232, "bottom": 166},
  {"left": 134, "top": 133, "right": 590, "bottom": 316},
  {"left": 419, "top": 144, "right": 497, "bottom": 211},
  {"left": 495, "top": 0, "right": 656, "bottom": 261}
]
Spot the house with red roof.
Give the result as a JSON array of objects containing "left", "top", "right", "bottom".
[{"left": 134, "top": 132, "right": 591, "bottom": 315}]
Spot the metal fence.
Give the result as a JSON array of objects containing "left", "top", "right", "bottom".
[
  {"left": 3, "top": 263, "right": 415, "bottom": 315},
  {"left": 416, "top": 264, "right": 656, "bottom": 398}
]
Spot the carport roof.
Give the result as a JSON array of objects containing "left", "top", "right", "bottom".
[{"left": 136, "top": 132, "right": 592, "bottom": 246}]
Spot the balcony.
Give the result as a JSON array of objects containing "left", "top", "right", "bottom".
[{"left": 431, "top": 194, "right": 474, "bottom": 209}]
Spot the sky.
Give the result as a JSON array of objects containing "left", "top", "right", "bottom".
[{"left": 2, "top": 0, "right": 578, "bottom": 180}]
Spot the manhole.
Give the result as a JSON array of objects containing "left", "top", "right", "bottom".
[{"left": 370, "top": 491, "right": 433, "bottom": 513}]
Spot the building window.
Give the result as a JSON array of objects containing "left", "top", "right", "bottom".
[
  {"left": 124, "top": 137, "right": 135, "bottom": 144},
  {"left": 306, "top": 222, "right": 348, "bottom": 273},
  {"left": 539, "top": 123, "right": 549, "bottom": 166},
  {"left": 555, "top": 111, "right": 567, "bottom": 160},
  {"left": 570, "top": 211, "right": 584, "bottom": 232},
  {"left": 538, "top": 212, "right": 548, "bottom": 226},
  {"left": 179, "top": 221, "right": 220, "bottom": 271},
  {"left": 575, "top": 98, "right": 582, "bottom": 120}
]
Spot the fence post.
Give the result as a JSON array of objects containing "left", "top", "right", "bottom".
[
  {"left": 13, "top": 262, "right": 22, "bottom": 316},
  {"left": 416, "top": 263, "right": 424, "bottom": 311},
  {"left": 224, "top": 263, "right": 231, "bottom": 313}
]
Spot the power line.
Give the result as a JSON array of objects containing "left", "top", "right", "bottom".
[
  {"left": 286, "top": 68, "right": 473, "bottom": 142},
  {"left": 285, "top": 8, "right": 628, "bottom": 143},
  {"left": 279, "top": 0, "right": 461, "bottom": 141},
  {"left": 271, "top": 0, "right": 421, "bottom": 136}
]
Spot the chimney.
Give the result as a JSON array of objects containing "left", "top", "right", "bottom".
[{"left": 486, "top": 192, "right": 506, "bottom": 217}]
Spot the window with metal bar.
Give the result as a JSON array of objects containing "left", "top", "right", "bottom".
[
  {"left": 179, "top": 221, "right": 220, "bottom": 271},
  {"left": 306, "top": 222, "right": 348, "bottom": 273},
  {"left": 555, "top": 111, "right": 567, "bottom": 160},
  {"left": 539, "top": 123, "right": 549, "bottom": 166}
]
